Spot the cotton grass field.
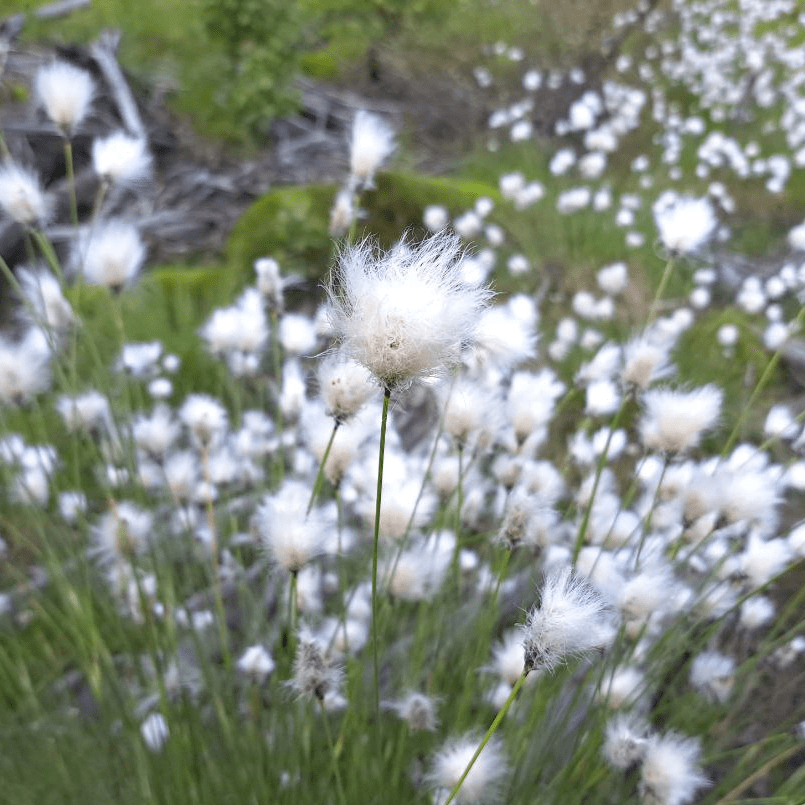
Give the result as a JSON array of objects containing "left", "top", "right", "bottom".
[{"left": 2, "top": 1, "right": 805, "bottom": 804}]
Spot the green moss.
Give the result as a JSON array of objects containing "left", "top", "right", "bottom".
[
  {"left": 300, "top": 50, "right": 339, "bottom": 78},
  {"left": 225, "top": 171, "right": 500, "bottom": 286}
]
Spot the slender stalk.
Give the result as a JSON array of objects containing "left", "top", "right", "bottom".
[
  {"left": 443, "top": 670, "right": 529, "bottom": 805},
  {"left": 572, "top": 396, "right": 629, "bottom": 562},
  {"left": 713, "top": 744, "right": 800, "bottom": 805},
  {"left": 63, "top": 139, "right": 78, "bottom": 227},
  {"left": 31, "top": 229, "right": 66, "bottom": 287},
  {"left": 319, "top": 699, "right": 349, "bottom": 805},
  {"left": 647, "top": 254, "right": 675, "bottom": 324},
  {"left": 633, "top": 455, "right": 669, "bottom": 567},
  {"left": 723, "top": 307, "right": 804, "bottom": 456},
  {"left": 91, "top": 178, "right": 109, "bottom": 225},
  {"left": 287, "top": 570, "right": 298, "bottom": 656},
  {"left": 371, "top": 386, "right": 392, "bottom": 724},
  {"left": 452, "top": 443, "right": 464, "bottom": 586},
  {"left": 201, "top": 444, "right": 231, "bottom": 669},
  {"left": 307, "top": 420, "right": 340, "bottom": 515}
]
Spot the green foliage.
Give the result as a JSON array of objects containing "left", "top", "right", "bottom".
[
  {"left": 201, "top": 0, "right": 304, "bottom": 134},
  {"left": 225, "top": 171, "right": 499, "bottom": 286}
]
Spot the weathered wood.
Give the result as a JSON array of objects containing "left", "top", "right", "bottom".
[
  {"left": 34, "top": 0, "right": 92, "bottom": 20},
  {"left": 89, "top": 30, "right": 146, "bottom": 138}
]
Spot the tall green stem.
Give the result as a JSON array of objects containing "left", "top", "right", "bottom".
[
  {"left": 722, "top": 306, "right": 804, "bottom": 456},
  {"left": 371, "top": 386, "right": 392, "bottom": 725},
  {"left": 307, "top": 420, "right": 340, "bottom": 515},
  {"left": 64, "top": 139, "right": 78, "bottom": 227},
  {"left": 319, "top": 699, "right": 349, "bottom": 805},
  {"left": 572, "top": 396, "right": 629, "bottom": 562},
  {"left": 443, "top": 670, "right": 529, "bottom": 805},
  {"left": 647, "top": 254, "right": 675, "bottom": 324}
]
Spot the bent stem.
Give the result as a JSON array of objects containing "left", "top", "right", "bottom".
[
  {"left": 371, "top": 386, "right": 392, "bottom": 725},
  {"left": 307, "top": 419, "right": 340, "bottom": 515},
  {"left": 443, "top": 670, "right": 529, "bottom": 805}
]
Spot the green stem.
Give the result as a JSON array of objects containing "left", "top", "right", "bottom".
[
  {"left": 647, "top": 254, "right": 675, "bottom": 324},
  {"left": 371, "top": 387, "right": 392, "bottom": 727},
  {"left": 452, "top": 443, "right": 464, "bottom": 586},
  {"left": 633, "top": 456, "right": 668, "bottom": 567},
  {"left": 307, "top": 420, "right": 340, "bottom": 515},
  {"left": 319, "top": 699, "right": 349, "bottom": 805},
  {"left": 722, "top": 307, "right": 805, "bottom": 456},
  {"left": 572, "top": 396, "right": 629, "bottom": 562},
  {"left": 443, "top": 670, "right": 529, "bottom": 805},
  {"left": 90, "top": 178, "right": 109, "bottom": 225},
  {"left": 288, "top": 570, "right": 298, "bottom": 656},
  {"left": 64, "top": 139, "right": 78, "bottom": 227},
  {"left": 31, "top": 229, "right": 66, "bottom": 287}
]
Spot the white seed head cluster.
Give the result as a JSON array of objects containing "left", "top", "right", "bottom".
[
  {"left": 521, "top": 565, "right": 612, "bottom": 673},
  {"left": 316, "top": 352, "right": 377, "bottom": 422},
  {"left": 326, "top": 233, "right": 492, "bottom": 390},
  {"left": 288, "top": 628, "right": 342, "bottom": 702},
  {"left": 35, "top": 60, "right": 95, "bottom": 134},
  {"left": 639, "top": 732, "right": 708, "bottom": 805},
  {"left": 18, "top": 268, "right": 74, "bottom": 334},
  {"left": 349, "top": 110, "right": 396, "bottom": 188},
  {"left": 75, "top": 219, "right": 146, "bottom": 291},
  {"left": 639, "top": 385, "right": 722, "bottom": 453},
  {"left": 653, "top": 192, "right": 717, "bottom": 255},
  {"left": 428, "top": 733, "right": 509, "bottom": 805},
  {"left": 92, "top": 131, "right": 152, "bottom": 186},
  {"left": 0, "top": 162, "right": 51, "bottom": 226},
  {"left": 256, "top": 480, "right": 331, "bottom": 573}
]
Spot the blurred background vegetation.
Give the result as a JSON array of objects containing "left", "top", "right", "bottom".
[{"left": 5, "top": 0, "right": 643, "bottom": 143}]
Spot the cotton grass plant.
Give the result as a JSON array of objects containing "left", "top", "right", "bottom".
[{"left": 3, "top": 3, "right": 805, "bottom": 805}]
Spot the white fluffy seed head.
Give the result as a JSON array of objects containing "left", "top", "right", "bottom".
[
  {"left": 639, "top": 732, "right": 708, "bottom": 805},
  {"left": 75, "top": 219, "right": 146, "bottom": 291},
  {"left": 288, "top": 627, "right": 342, "bottom": 701},
  {"left": 317, "top": 352, "right": 377, "bottom": 422},
  {"left": 35, "top": 61, "right": 95, "bottom": 134},
  {"left": 349, "top": 110, "right": 395, "bottom": 188},
  {"left": 256, "top": 480, "right": 330, "bottom": 573},
  {"left": 639, "top": 385, "right": 722, "bottom": 454},
  {"left": 602, "top": 714, "right": 650, "bottom": 770},
  {"left": 689, "top": 650, "right": 735, "bottom": 704},
  {"left": 385, "top": 691, "right": 439, "bottom": 732},
  {"left": 653, "top": 192, "right": 717, "bottom": 255},
  {"left": 521, "top": 565, "right": 613, "bottom": 673},
  {"left": 0, "top": 162, "right": 51, "bottom": 226},
  {"left": 18, "top": 267, "right": 74, "bottom": 334},
  {"left": 0, "top": 329, "right": 52, "bottom": 404},
  {"left": 236, "top": 645, "right": 275, "bottom": 683},
  {"left": 92, "top": 131, "right": 152, "bottom": 186},
  {"left": 326, "top": 233, "right": 492, "bottom": 390},
  {"left": 428, "top": 733, "right": 509, "bottom": 805}
]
